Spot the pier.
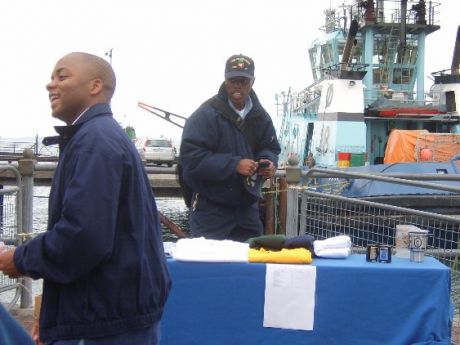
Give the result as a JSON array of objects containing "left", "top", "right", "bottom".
[
  {"left": 0, "top": 153, "right": 182, "bottom": 198},
  {"left": 3, "top": 152, "right": 460, "bottom": 343}
]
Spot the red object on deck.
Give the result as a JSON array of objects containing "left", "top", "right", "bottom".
[
  {"left": 420, "top": 148, "right": 434, "bottom": 161},
  {"left": 377, "top": 107, "right": 442, "bottom": 117},
  {"left": 338, "top": 152, "right": 351, "bottom": 161}
]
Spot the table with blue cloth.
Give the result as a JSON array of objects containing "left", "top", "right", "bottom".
[
  {"left": 0, "top": 304, "right": 34, "bottom": 345},
  {"left": 160, "top": 255, "right": 452, "bottom": 345}
]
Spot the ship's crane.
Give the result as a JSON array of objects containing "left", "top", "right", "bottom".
[
  {"left": 138, "top": 102, "right": 186, "bottom": 129},
  {"left": 137, "top": 101, "right": 188, "bottom": 238}
]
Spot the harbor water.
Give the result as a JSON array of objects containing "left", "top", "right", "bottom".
[
  {"left": 1, "top": 187, "right": 190, "bottom": 306},
  {"left": 33, "top": 186, "right": 190, "bottom": 240}
]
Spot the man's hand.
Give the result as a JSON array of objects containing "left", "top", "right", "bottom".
[
  {"left": 257, "top": 159, "right": 276, "bottom": 179},
  {"left": 236, "top": 159, "right": 258, "bottom": 176},
  {"left": 31, "top": 318, "right": 44, "bottom": 345},
  {"left": 32, "top": 294, "right": 43, "bottom": 345},
  {"left": 0, "top": 247, "right": 21, "bottom": 278}
]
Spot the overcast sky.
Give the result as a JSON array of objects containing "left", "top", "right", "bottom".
[{"left": 0, "top": 0, "right": 458, "bottom": 142}]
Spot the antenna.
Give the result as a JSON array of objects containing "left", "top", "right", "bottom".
[{"left": 105, "top": 48, "right": 113, "bottom": 65}]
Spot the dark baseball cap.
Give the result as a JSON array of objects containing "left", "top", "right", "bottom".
[{"left": 225, "top": 54, "right": 255, "bottom": 80}]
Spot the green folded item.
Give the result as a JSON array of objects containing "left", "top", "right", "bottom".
[{"left": 246, "top": 234, "right": 287, "bottom": 250}]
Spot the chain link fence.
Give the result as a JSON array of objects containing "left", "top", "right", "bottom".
[{"left": 296, "top": 168, "right": 460, "bottom": 343}]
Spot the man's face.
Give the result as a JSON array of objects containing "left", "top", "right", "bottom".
[
  {"left": 224, "top": 77, "right": 254, "bottom": 110},
  {"left": 46, "top": 54, "right": 95, "bottom": 124}
]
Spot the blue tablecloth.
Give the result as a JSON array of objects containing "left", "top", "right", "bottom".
[
  {"left": 160, "top": 255, "right": 452, "bottom": 345},
  {"left": 0, "top": 304, "right": 34, "bottom": 345}
]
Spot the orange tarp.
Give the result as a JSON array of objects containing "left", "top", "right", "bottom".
[{"left": 384, "top": 130, "right": 428, "bottom": 163}]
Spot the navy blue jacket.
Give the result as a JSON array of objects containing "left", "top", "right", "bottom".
[
  {"left": 14, "top": 104, "right": 171, "bottom": 342},
  {"left": 180, "top": 84, "right": 280, "bottom": 207}
]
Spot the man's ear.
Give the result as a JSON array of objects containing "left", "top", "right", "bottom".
[{"left": 89, "top": 78, "right": 104, "bottom": 96}]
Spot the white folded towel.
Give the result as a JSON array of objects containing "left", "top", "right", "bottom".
[
  {"left": 172, "top": 237, "right": 249, "bottom": 263},
  {"left": 163, "top": 241, "right": 176, "bottom": 258},
  {"left": 313, "top": 235, "right": 352, "bottom": 258}
]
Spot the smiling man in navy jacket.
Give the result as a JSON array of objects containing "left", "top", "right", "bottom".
[{"left": 0, "top": 52, "right": 171, "bottom": 345}]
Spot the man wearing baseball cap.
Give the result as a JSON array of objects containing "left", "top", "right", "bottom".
[{"left": 179, "top": 54, "right": 280, "bottom": 241}]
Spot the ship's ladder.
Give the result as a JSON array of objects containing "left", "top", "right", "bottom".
[
  {"left": 277, "top": 88, "right": 292, "bottom": 148},
  {"left": 381, "top": 25, "right": 400, "bottom": 86}
]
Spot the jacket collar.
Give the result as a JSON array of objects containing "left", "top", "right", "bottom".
[
  {"left": 42, "top": 103, "right": 112, "bottom": 150},
  {"left": 216, "top": 83, "right": 264, "bottom": 117},
  {"left": 72, "top": 103, "right": 112, "bottom": 126}
]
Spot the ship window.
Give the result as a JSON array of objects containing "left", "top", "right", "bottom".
[
  {"left": 373, "top": 67, "right": 388, "bottom": 84},
  {"left": 446, "top": 91, "right": 457, "bottom": 112},
  {"left": 337, "top": 41, "right": 344, "bottom": 64},
  {"left": 309, "top": 49, "right": 319, "bottom": 81},
  {"left": 409, "top": 46, "right": 417, "bottom": 64},
  {"left": 321, "top": 43, "right": 334, "bottom": 65},
  {"left": 400, "top": 45, "right": 417, "bottom": 65},
  {"left": 309, "top": 48, "right": 316, "bottom": 67},
  {"left": 373, "top": 37, "right": 386, "bottom": 64},
  {"left": 310, "top": 46, "right": 324, "bottom": 81},
  {"left": 392, "top": 68, "right": 413, "bottom": 84}
]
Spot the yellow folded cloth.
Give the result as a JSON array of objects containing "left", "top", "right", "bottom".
[{"left": 248, "top": 247, "right": 312, "bottom": 264}]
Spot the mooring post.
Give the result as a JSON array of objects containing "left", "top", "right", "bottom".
[
  {"left": 263, "top": 179, "right": 275, "bottom": 235},
  {"left": 17, "top": 149, "right": 35, "bottom": 308},
  {"left": 285, "top": 155, "right": 301, "bottom": 238},
  {"left": 278, "top": 177, "right": 288, "bottom": 235}
]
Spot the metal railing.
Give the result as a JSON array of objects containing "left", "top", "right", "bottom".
[
  {"left": 0, "top": 165, "right": 23, "bottom": 309},
  {"left": 0, "top": 138, "right": 59, "bottom": 158},
  {"left": 0, "top": 140, "right": 37, "bottom": 156},
  {"left": 283, "top": 167, "right": 460, "bottom": 344}
]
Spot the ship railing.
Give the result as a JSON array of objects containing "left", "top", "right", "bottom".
[
  {"left": 431, "top": 69, "right": 460, "bottom": 85},
  {"left": 277, "top": 165, "right": 460, "bottom": 343},
  {"left": 277, "top": 79, "right": 323, "bottom": 112},
  {"left": 318, "top": 7, "right": 344, "bottom": 33},
  {"left": 363, "top": 88, "right": 449, "bottom": 107},
  {"left": 353, "top": 0, "right": 440, "bottom": 26},
  {"left": 292, "top": 96, "right": 321, "bottom": 116},
  {"left": 311, "top": 63, "right": 369, "bottom": 83},
  {"left": 318, "top": 1, "right": 440, "bottom": 37}
]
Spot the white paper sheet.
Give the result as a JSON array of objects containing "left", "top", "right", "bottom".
[{"left": 263, "top": 264, "right": 316, "bottom": 331}]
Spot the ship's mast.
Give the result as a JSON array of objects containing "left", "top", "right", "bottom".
[
  {"left": 452, "top": 26, "right": 460, "bottom": 76},
  {"left": 358, "top": 0, "right": 440, "bottom": 105}
]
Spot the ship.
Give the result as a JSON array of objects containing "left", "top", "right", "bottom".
[
  {"left": 277, "top": 0, "right": 460, "bottom": 213},
  {"left": 278, "top": 0, "right": 460, "bottom": 168}
]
